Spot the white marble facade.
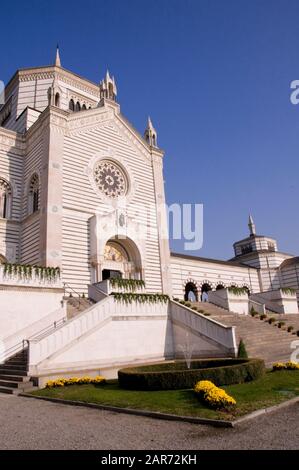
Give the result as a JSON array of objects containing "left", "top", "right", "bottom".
[{"left": 0, "top": 50, "right": 299, "bottom": 304}]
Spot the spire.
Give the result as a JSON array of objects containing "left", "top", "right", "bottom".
[
  {"left": 55, "top": 44, "right": 61, "bottom": 67},
  {"left": 99, "top": 70, "right": 117, "bottom": 101},
  {"left": 248, "top": 214, "right": 256, "bottom": 236},
  {"left": 144, "top": 116, "right": 157, "bottom": 147},
  {"left": 147, "top": 116, "right": 154, "bottom": 130}
]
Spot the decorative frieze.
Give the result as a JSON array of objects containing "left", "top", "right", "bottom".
[
  {"left": 67, "top": 110, "right": 113, "bottom": 134},
  {"left": 17, "top": 68, "right": 99, "bottom": 97}
]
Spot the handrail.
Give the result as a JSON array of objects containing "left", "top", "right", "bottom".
[
  {"left": 27, "top": 317, "right": 67, "bottom": 342},
  {"left": 0, "top": 340, "right": 28, "bottom": 364},
  {"left": 0, "top": 317, "right": 67, "bottom": 363},
  {"left": 63, "top": 281, "right": 82, "bottom": 308}
]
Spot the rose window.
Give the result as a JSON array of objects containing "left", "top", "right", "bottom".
[{"left": 93, "top": 160, "right": 128, "bottom": 198}]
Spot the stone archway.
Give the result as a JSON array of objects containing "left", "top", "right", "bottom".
[
  {"left": 184, "top": 281, "right": 198, "bottom": 302},
  {"left": 216, "top": 283, "right": 225, "bottom": 290},
  {"left": 241, "top": 284, "right": 251, "bottom": 295},
  {"left": 101, "top": 237, "right": 143, "bottom": 281},
  {"left": 201, "top": 282, "right": 212, "bottom": 302}
]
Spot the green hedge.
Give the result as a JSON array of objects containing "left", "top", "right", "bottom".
[{"left": 118, "top": 358, "right": 265, "bottom": 390}]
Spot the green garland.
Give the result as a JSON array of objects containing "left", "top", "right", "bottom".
[
  {"left": 112, "top": 292, "right": 169, "bottom": 304},
  {"left": 281, "top": 287, "right": 296, "bottom": 296},
  {"left": 228, "top": 286, "right": 249, "bottom": 296},
  {"left": 110, "top": 278, "right": 146, "bottom": 292},
  {"left": 3, "top": 263, "right": 60, "bottom": 281}
]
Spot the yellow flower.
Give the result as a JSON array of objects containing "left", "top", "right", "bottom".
[
  {"left": 194, "top": 380, "right": 236, "bottom": 409},
  {"left": 273, "top": 362, "right": 286, "bottom": 370},
  {"left": 273, "top": 361, "right": 299, "bottom": 371},
  {"left": 285, "top": 361, "right": 299, "bottom": 370},
  {"left": 194, "top": 380, "right": 216, "bottom": 394},
  {"left": 44, "top": 375, "right": 106, "bottom": 388}
]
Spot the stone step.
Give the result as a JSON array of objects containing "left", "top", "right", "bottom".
[
  {"left": 238, "top": 337, "right": 293, "bottom": 343},
  {"left": 246, "top": 347, "right": 292, "bottom": 354},
  {"left": 236, "top": 334, "right": 287, "bottom": 341},
  {"left": 246, "top": 343, "right": 292, "bottom": 348},
  {"left": 0, "top": 379, "right": 33, "bottom": 389},
  {"left": 0, "top": 363, "right": 27, "bottom": 371},
  {"left": 0, "top": 374, "right": 30, "bottom": 382},
  {"left": 0, "top": 368, "right": 28, "bottom": 376},
  {"left": 0, "top": 384, "right": 37, "bottom": 395},
  {"left": 7, "top": 354, "right": 28, "bottom": 362},
  {"left": 236, "top": 333, "right": 293, "bottom": 340},
  {"left": 5, "top": 360, "right": 27, "bottom": 366},
  {"left": 0, "top": 386, "right": 14, "bottom": 394},
  {"left": 196, "top": 302, "right": 299, "bottom": 364}
]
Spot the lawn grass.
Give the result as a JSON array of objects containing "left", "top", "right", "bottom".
[{"left": 31, "top": 370, "right": 299, "bottom": 421}]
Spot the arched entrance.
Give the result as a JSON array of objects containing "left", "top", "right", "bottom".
[
  {"left": 101, "top": 237, "right": 142, "bottom": 281},
  {"left": 184, "top": 282, "right": 198, "bottom": 302},
  {"left": 201, "top": 283, "right": 212, "bottom": 302}
]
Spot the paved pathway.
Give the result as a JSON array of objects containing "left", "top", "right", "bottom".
[{"left": 0, "top": 394, "right": 298, "bottom": 450}]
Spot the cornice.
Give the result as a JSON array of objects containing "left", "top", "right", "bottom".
[
  {"left": 113, "top": 116, "right": 154, "bottom": 164},
  {"left": 24, "top": 107, "right": 50, "bottom": 147},
  {"left": 24, "top": 106, "right": 68, "bottom": 146},
  {"left": 56, "top": 69, "right": 100, "bottom": 97},
  {"left": 0, "top": 284, "right": 64, "bottom": 293},
  {"left": 117, "top": 113, "right": 164, "bottom": 161},
  {"left": 6, "top": 66, "right": 100, "bottom": 99},
  {"left": 19, "top": 69, "right": 55, "bottom": 82}
]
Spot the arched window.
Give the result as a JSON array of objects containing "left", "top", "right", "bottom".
[
  {"left": 88, "top": 106, "right": 92, "bottom": 109},
  {"left": 216, "top": 284, "right": 225, "bottom": 290},
  {"left": 55, "top": 93, "right": 60, "bottom": 107},
  {"left": 0, "top": 178, "right": 12, "bottom": 219},
  {"left": 75, "top": 101, "right": 81, "bottom": 111},
  {"left": 82, "top": 104, "right": 87, "bottom": 110},
  {"left": 28, "top": 174, "right": 39, "bottom": 214},
  {"left": 69, "top": 99, "right": 75, "bottom": 111}
]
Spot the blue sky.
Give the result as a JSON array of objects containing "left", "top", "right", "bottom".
[{"left": 1, "top": 0, "right": 299, "bottom": 259}]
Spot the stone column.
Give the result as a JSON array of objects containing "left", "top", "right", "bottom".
[
  {"left": 40, "top": 108, "right": 66, "bottom": 268},
  {"left": 151, "top": 149, "right": 172, "bottom": 295}
]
